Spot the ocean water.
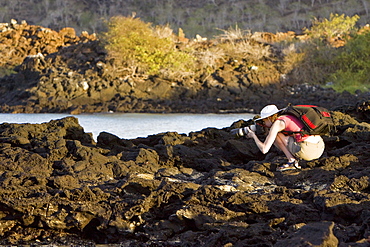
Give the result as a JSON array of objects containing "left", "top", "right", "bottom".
[{"left": 0, "top": 113, "right": 255, "bottom": 140}]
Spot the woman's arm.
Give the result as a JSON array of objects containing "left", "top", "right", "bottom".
[{"left": 248, "top": 120, "right": 286, "bottom": 154}]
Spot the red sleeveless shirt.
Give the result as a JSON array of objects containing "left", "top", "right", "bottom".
[{"left": 277, "top": 115, "right": 309, "bottom": 142}]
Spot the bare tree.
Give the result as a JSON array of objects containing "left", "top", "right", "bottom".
[{"left": 360, "top": 0, "right": 369, "bottom": 15}]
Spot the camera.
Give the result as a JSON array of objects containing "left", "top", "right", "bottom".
[{"left": 231, "top": 124, "right": 256, "bottom": 138}]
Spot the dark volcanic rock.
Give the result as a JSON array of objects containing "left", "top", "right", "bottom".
[
  {"left": 0, "top": 20, "right": 370, "bottom": 246},
  {"left": 0, "top": 106, "right": 369, "bottom": 246}
]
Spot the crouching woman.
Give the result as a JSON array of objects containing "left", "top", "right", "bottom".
[{"left": 246, "top": 105, "right": 325, "bottom": 171}]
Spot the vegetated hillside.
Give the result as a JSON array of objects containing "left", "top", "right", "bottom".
[
  {"left": 0, "top": 17, "right": 368, "bottom": 115},
  {"left": 1, "top": 0, "right": 369, "bottom": 38}
]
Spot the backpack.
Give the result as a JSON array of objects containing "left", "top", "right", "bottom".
[{"left": 280, "top": 104, "right": 335, "bottom": 136}]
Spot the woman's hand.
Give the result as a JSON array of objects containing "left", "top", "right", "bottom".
[
  {"left": 250, "top": 119, "right": 286, "bottom": 154},
  {"left": 246, "top": 128, "right": 255, "bottom": 138}
]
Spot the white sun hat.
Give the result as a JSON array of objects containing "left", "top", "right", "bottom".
[{"left": 255, "top": 105, "right": 283, "bottom": 121}]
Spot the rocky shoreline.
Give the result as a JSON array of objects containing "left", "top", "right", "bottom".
[{"left": 0, "top": 101, "right": 368, "bottom": 246}]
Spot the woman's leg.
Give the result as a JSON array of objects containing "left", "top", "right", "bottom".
[{"left": 274, "top": 133, "right": 296, "bottom": 162}]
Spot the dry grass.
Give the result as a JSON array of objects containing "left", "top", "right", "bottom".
[
  {"left": 236, "top": 40, "right": 271, "bottom": 60},
  {"left": 215, "top": 25, "right": 250, "bottom": 42},
  {"left": 153, "top": 24, "right": 174, "bottom": 40},
  {"left": 193, "top": 48, "right": 225, "bottom": 70}
]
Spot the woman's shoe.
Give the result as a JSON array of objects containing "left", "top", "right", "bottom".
[{"left": 277, "top": 160, "right": 301, "bottom": 172}]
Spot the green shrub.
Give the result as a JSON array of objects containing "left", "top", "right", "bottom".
[
  {"left": 287, "top": 14, "right": 362, "bottom": 87},
  {"left": 102, "top": 16, "right": 196, "bottom": 78},
  {"left": 328, "top": 30, "right": 370, "bottom": 93},
  {"left": 286, "top": 42, "right": 339, "bottom": 85},
  {"left": 304, "top": 13, "right": 359, "bottom": 43}
]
